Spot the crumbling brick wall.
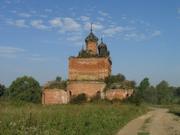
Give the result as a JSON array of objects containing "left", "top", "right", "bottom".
[
  {"left": 68, "top": 57, "right": 111, "bottom": 81},
  {"left": 67, "top": 81, "right": 106, "bottom": 98},
  {"left": 42, "top": 89, "right": 69, "bottom": 105},
  {"left": 105, "top": 89, "right": 134, "bottom": 100}
]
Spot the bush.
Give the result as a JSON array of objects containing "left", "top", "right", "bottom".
[
  {"left": 0, "top": 83, "right": 6, "bottom": 97},
  {"left": 90, "top": 91, "right": 101, "bottom": 102},
  {"left": 45, "top": 76, "right": 67, "bottom": 90},
  {"left": 8, "top": 76, "right": 41, "bottom": 103},
  {"left": 70, "top": 93, "right": 87, "bottom": 104}
]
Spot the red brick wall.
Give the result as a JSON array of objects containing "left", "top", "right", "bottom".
[
  {"left": 105, "top": 89, "right": 134, "bottom": 100},
  {"left": 68, "top": 57, "right": 111, "bottom": 81},
  {"left": 42, "top": 89, "right": 69, "bottom": 105},
  {"left": 86, "top": 41, "right": 97, "bottom": 55},
  {"left": 67, "top": 81, "right": 106, "bottom": 97}
]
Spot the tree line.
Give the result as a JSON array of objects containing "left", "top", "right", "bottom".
[{"left": 0, "top": 75, "right": 180, "bottom": 105}]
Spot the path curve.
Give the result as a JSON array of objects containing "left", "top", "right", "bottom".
[{"left": 117, "top": 108, "right": 180, "bottom": 135}]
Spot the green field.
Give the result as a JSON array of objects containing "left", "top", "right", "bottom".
[{"left": 0, "top": 101, "right": 147, "bottom": 135}]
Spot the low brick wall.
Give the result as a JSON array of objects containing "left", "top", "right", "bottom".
[
  {"left": 67, "top": 81, "right": 106, "bottom": 98},
  {"left": 105, "top": 89, "right": 133, "bottom": 101},
  {"left": 42, "top": 89, "right": 69, "bottom": 105}
]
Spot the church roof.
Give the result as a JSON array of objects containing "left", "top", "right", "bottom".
[
  {"left": 98, "top": 38, "right": 107, "bottom": 49},
  {"left": 85, "top": 31, "right": 98, "bottom": 43}
]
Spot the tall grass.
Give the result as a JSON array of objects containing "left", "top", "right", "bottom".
[
  {"left": 0, "top": 101, "right": 147, "bottom": 135},
  {"left": 169, "top": 105, "right": 180, "bottom": 117}
]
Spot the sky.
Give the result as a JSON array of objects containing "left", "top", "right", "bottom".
[{"left": 0, "top": 0, "right": 180, "bottom": 86}]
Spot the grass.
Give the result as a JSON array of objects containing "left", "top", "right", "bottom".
[
  {"left": 0, "top": 100, "right": 148, "bottom": 135},
  {"left": 138, "top": 132, "right": 150, "bottom": 135},
  {"left": 169, "top": 105, "right": 180, "bottom": 117}
]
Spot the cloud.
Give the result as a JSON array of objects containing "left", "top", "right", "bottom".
[
  {"left": 97, "top": 17, "right": 105, "bottom": 22},
  {"left": 67, "top": 35, "right": 82, "bottom": 42},
  {"left": 27, "top": 54, "right": 58, "bottom": 62},
  {"left": 49, "top": 17, "right": 62, "bottom": 27},
  {"left": 103, "top": 26, "right": 134, "bottom": 37},
  {"left": 0, "top": 46, "right": 25, "bottom": 58},
  {"left": 84, "top": 22, "right": 104, "bottom": 31},
  {"left": 98, "top": 11, "right": 109, "bottom": 17},
  {"left": 151, "top": 30, "right": 161, "bottom": 37},
  {"left": 7, "top": 19, "right": 28, "bottom": 28},
  {"left": 80, "top": 16, "right": 90, "bottom": 22},
  {"left": 45, "top": 9, "right": 52, "bottom": 13},
  {"left": 177, "top": 8, "right": 180, "bottom": 14},
  {"left": 31, "top": 20, "right": 48, "bottom": 30},
  {"left": 18, "top": 13, "right": 31, "bottom": 18},
  {"left": 124, "top": 33, "right": 146, "bottom": 41},
  {"left": 63, "top": 17, "right": 81, "bottom": 31},
  {"left": 5, "top": 0, "right": 11, "bottom": 4}
]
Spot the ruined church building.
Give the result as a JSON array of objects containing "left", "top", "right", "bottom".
[{"left": 42, "top": 25, "right": 133, "bottom": 104}]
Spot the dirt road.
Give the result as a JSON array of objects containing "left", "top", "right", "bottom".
[{"left": 117, "top": 108, "right": 180, "bottom": 135}]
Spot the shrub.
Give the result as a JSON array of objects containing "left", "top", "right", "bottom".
[
  {"left": 8, "top": 76, "right": 41, "bottom": 103},
  {"left": 90, "top": 91, "right": 101, "bottom": 102},
  {"left": 0, "top": 83, "right": 6, "bottom": 97},
  {"left": 70, "top": 93, "right": 87, "bottom": 104}
]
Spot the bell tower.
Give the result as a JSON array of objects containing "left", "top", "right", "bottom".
[{"left": 85, "top": 23, "right": 98, "bottom": 55}]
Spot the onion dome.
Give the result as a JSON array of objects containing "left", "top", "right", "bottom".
[
  {"left": 85, "top": 31, "right": 98, "bottom": 43},
  {"left": 85, "top": 23, "right": 98, "bottom": 43},
  {"left": 98, "top": 38, "right": 107, "bottom": 49},
  {"left": 98, "top": 38, "right": 109, "bottom": 57}
]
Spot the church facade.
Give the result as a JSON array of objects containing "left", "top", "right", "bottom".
[
  {"left": 67, "top": 29, "right": 112, "bottom": 98},
  {"left": 42, "top": 27, "right": 133, "bottom": 105}
]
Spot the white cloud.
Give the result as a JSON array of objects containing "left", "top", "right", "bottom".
[
  {"left": 98, "top": 11, "right": 109, "bottom": 17},
  {"left": 49, "top": 17, "right": 62, "bottom": 27},
  {"left": 84, "top": 22, "right": 104, "bottom": 31},
  {"left": 103, "top": 26, "right": 127, "bottom": 37},
  {"left": 80, "top": 16, "right": 90, "bottom": 21},
  {"left": 45, "top": 9, "right": 52, "bottom": 13},
  {"left": 97, "top": 17, "right": 105, "bottom": 22},
  {"left": 5, "top": 0, "right": 11, "bottom": 4},
  {"left": 31, "top": 20, "right": 48, "bottom": 30},
  {"left": 18, "top": 13, "right": 31, "bottom": 18},
  {"left": 8, "top": 19, "right": 28, "bottom": 28},
  {"left": 67, "top": 35, "right": 82, "bottom": 42},
  {"left": 177, "top": 8, "right": 180, "bottom": 14},
  {"left": 63, "top": 17, "right": 81, "bottom": 31},
  {"left": 27, "top": 54, "right": 58, "bottom": 62},
  {"left": 0, "top": 46, "right": 25, "bottom": 58},
  {"left": 151, "top": 30, "right": 161, "bottom": 37},
  {"left": 124, "top": 33, "right": 146, "bottom": 41}
]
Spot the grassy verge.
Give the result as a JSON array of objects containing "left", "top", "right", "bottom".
[
  {"left": 169, "top": 105, "right": 180, "bottom": 117},
  {"left": 0, "top": 101, "right": 148, "bottom": 135}
]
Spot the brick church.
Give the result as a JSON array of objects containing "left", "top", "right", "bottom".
[
  {"left": 67, "top": 27, "right": 112, "bottom": 98},
  {"left": 42, "top": 25, "right": 133, "bottom": 104}
]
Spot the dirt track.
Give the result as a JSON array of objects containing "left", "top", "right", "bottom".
[{"left": 117, "top": 108, "right": 180, "bottom": 135}]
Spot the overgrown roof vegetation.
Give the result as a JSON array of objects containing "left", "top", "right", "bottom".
[
  {"left": 105, "top": 73, "right": 136, "bottom": 90},
  {"left": 44, "top": 76, "right": 67, "bottom": 90}
]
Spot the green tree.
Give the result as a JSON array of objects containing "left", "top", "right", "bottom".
[
  {"left": 56, "top": 76, "right": 62, "bottom": 82},
  {"left": 0, "top": 83, "right": 6, "bottom": 97},
  {"left": 156, "top": 80, "right": 173, "bottom": 104},
  {"left": 143, "top": 86, "right": 158, "bottom": 104},
  {"left": 8, "top": 76, "right": 41, "bottom": 103},
  {"left": 136, "top": 77, "right": 150, "bottom": 102},
  {"left": 138, "top": 77, "right": 150, "bottom": 91}
]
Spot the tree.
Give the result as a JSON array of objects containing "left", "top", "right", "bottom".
[
  {"left": 135, "top": 77, "right": 150, "bottom": 102},
  {"left": 156, "top": 80, "right": 173, "bottom": 104},
  {"left": 56, "top": 76, "right": 62, "bottom": 82},
  {"left": 138, "top": 77, "right": 150, "bottom": 91},
  {"left": 0, "top": 83, "right": 6, "bottom": 97},
  {"left": 8, "top": 76, "right": 41, "bottom": 103}
]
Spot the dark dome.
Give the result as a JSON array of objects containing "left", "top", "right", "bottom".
[
  {"left": 98, "top": 39, "right": 107, "bottom": 49},
  {"left": 85, "top": 32, "right": 98, "bottom": 43}
]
